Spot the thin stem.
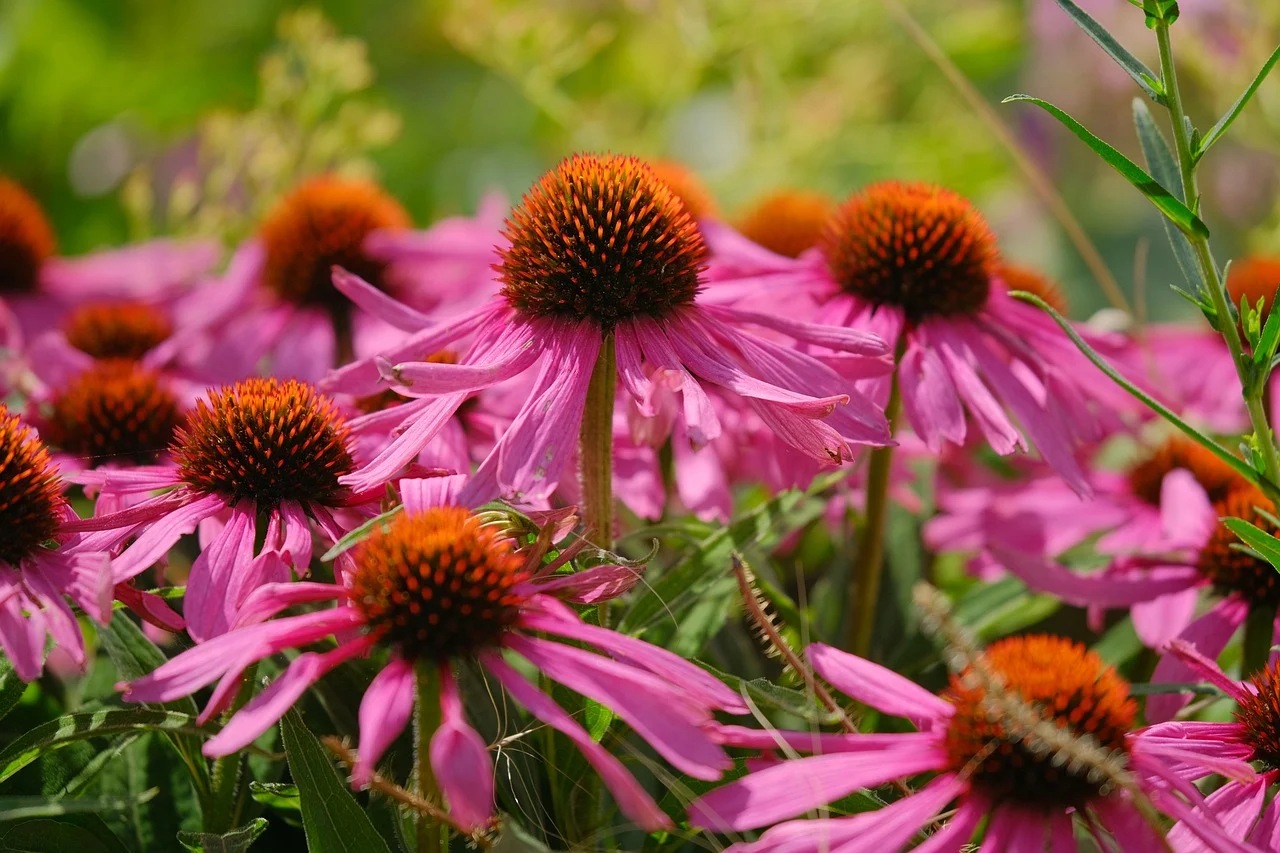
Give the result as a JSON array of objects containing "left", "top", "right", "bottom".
[
  {"left": 203, "top": 663, "right": 257, "bottom": 833},
  {"left": 579, "top": 334, "right": 616, "bottom": 552},
  {"left": 415, "top": 665, "right": 447, "bottom": 853},
  {"left": 1243, "top": 604, "right": 1275, "bottom": 679},
  {"left": 846, "top": 348, "right": 903, "bottom": 657},
  {"left": 1156, "top": 20, "right": 1280, "bottom": 489}
]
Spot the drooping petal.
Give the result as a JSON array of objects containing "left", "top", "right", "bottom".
[
  {"left": 429, "top": 667, "right": 494, "bottom": 831},
  {"left": 331, "top": 266, "right": 435, "bottom": 331},
  {"left": 101, "top": 492, "right": 227, "bottom": 583},
  {"left": 351, "top": 658, "right": 416, "bottom": 787},
  {"left": 991, "top": 548, "right": 1202, "bottom": 609},
  {"left": 807, "top": 643, "right": 953, "bottom": 726},
  {"left": 688, "top": 739, "right": 947, "bottom": 831},
  {"left": 341, "top": 393, "right": 470, "bottom": 492},
  {"left": 400, "top": 475, "right": 467, "bottom": 514},
  {"left": 1147, "top": 595, "right": 1251, "bottom": 722},
  {"left": 1166, "top": 776, "right": 1267, "bottom": 852},
  {"left": 911, "top": 789, "right": 986, "bottom": 853},
  {"left": 185, "top": 502, "right": 260, "bottom": 642},
  {"left": 480, "top": 652, "right": 671, "bottom": 831},
  {"left": 899, "top": 339, "right": 966, "bottom": 452},
  {"left": 529, "top": 564, "right": 645, "bottom": 605}
]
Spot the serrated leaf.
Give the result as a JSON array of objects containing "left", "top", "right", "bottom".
[
  {"left": 279, "top": 710, "right": 392, "bottom": 853},
  {"left": 1004, "top": 95, "right": 1208, "bottom": 237},
  {"left": 1224, "top": 517, "right": 1280, "bottom": 570},
  {"left": 1055, "top": 0, "right": 1165, "bottom": 103},
  {"left": 1196, "top": 43, "right": 1280, "bottom": 163},
  {"left": 177, "top": 818, "right": 270, "bottom": 853},
  {"left": 1011, "top": 292, "right": 1267, "bottom": 493},
  {"left": 0, "top": 789, "right": 158, "bottom": 821},
  {"left": 321, "top": 504, "right": 403, "bottom": 561},
  {"left": 1132, "top": 99, "right": 1202, "bottom": 292},
  {"left": 0, "top": 709, "right": 200, "bottom": 784}
]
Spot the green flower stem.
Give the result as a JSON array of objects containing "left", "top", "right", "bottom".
[
  {"left": 204, "top": 663, "right": 257, "bottom": 833},
  {"left": 1155, "top": 21, "right": 1280, "bottom": 491},
  {"left": 846, "top": 346, "right": 903, "bottom": 657},
  {"left": 580, "top": 334, "right": 617, "bottom": 554},
  {"left": 414, "top": 665, "right": 447, "bottom": 853},
  {"left": 1243, "top": 604, "right": 1275, "bottom": 680}
]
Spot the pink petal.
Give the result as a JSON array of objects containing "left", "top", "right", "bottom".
[
  {"left": 400, "top": 475, "right": 466, "bottom": 513},
  {"left": 351, "top": 658, "right": 416, "bottom": 787},
  {"left": 384, "top": 326, "right": 539, "bottom": 395},
  {"left": 106, "top": 492, "right": 227, "bottom": 582},
  {"left": 331, "top": 266, "right": 434, "bottom": 331},
  {"left": 982, "top": 803, "right": 1049, "bottom": 851},
  {"left": 185, "top": 503, "right": 259, "bottom": 642},
  {"left": 507, "top": 634, "right": 728, "bottom": 778},
  {"left": 429, "top": 668, "right": 494, "bottom": 831},
  {"left": 481, "top": 652, "right": 671, "bottom": 831},
  {"left": 688, "top": 739, "right": 947, "bottom": 831},
  {"left": 530, "top": 564, "right": 645, "bottom": 605},
  {"left": 807, "top": 642, "right": 953, "bottom": 726},
  {"left": 991, "top": 547, "right": 1202, "bottom": 608},
  {"left": 1161, "top": 469, "right": 1218, "bottom": 548},
  {"left": 929, "top": 324, "right": 1022, "bottom": 454},
  {"left": 1148, "top": 595, "right": 1250, "bottom": 722},
  {"left": 1165, "top": 640, "right": 1252, "bottom": 703},
  {"left": 1166, "top": 777, "right": 1267, "bottom": 852},
  {"left": 341, "top": 393, "right": 469, "bottom": 491},
  {"left": 900, "top": 342, "right": 966, "bottom": 452},
  {"left": 1132, "top": 586, "right": 1200, "bottom": 649},
  {"left": 912, "top": 791, "right": 986, "bottom": 853},
  {"left": 233, "top": 582, "right": 344, "bottom": 629}
]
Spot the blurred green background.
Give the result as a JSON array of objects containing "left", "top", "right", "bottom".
[{"left": 1, "top": 0, "right": 1277, "bottom": 319}]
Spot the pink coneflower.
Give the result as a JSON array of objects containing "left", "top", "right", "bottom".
[
  {"left": 119, "top": 477, "right": 748, "bottom": 832},
  {"left": 0, "top": 175, "right": 216, "bottom": 345},
  {"left": 325, "top": 153, "right": 892, "bottom": 500},
  {"left": 688, "top": 636, "right": 1250, "bottom": 851},
  {"left": 707, "top": 181, "right": 1142, "bottom": 492},
  {"left": 67, "top": 377, "right": 377, "bottom": 641},
  {"left": 0, "top": 407, "right": 111, "bottom": 681},
  {"left": 1138, "top": 640, "right": 1279, "bottom": 850},
  {"left": 926, "top": 436, "right": 1245, "bottom": 645}
]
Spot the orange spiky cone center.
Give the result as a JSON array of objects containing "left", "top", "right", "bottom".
[
  {"left": 173, "top": 377, "right": 354, "bottom": 507},
  {"left": 0, "top": 177, "right": 56, "bottom": 294},
  {"left": 819, "top": 181, "right": 998, "bottom": 322},
  {"left": 0, "top": 407, "right": 64, "bottom": 564},
  {"left": 943, "top": 635, "right": 1135, "bottom": 809},
  {"left": 999, "top": 262, "right": 1069, "bottom": 315},
  {"left": 736, "top": 190, "right": 834, "bottom": 259},
  {"left": 349, "top": 506, "right": 529, "bottom": 661},
  {"left": 498, "top": 153, "right": 707, "bottom": 327},
  {"left": 62, "top": 301, "right": 173, "bottom": 360},
  {"left": 45, "top": 360, "right": 182, "bottom": 466},
  {"left": 258, "top": 175, "right": 410, "bottom": 313},
  {"left": 1197, "top": 487, "right": 1280, "bottom": 607},
  {"left": 1237, "top": 660, "right": 1280, "bottom": 770},
  {"left": 648, "top": 160, "right": 718, "bottom": 221}
]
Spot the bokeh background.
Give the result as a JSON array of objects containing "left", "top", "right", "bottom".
[{"left": 2, "top": 0, "right": 1278, "bottom": 320}]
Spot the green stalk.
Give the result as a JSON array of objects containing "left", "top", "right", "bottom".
[
  {"left": 846, "top": 346, "right": 903, "bottom": 657},
  {"left": 1243, "top": 604, "right": 1275, "bottom": 680},
  {"left": 1155, "top": 21, "right": 1280, "bottom": 490},
  {"left": 414, "top": 665, "right": 447, "bottom": 853},
  {"left": 203, "top": 663, "right": 257, "bottom": 833},
  {"left": 580, "top": 334, "right": 617, "bottom": 553}
]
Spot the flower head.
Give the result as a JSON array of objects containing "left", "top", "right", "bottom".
[
  {"left": 820, "top": 181, "right": 998, "bottom": 323},
  {"left": 62, "top": 301, "right": 174, "bottom": 361},
  {"left": 259, "top": 175, "right": 411, "bottom": 313},
  {"left": 499, "top": 153, "right": 706, "bottom": 327},
  {"left": 0, "top": 407, "right": 63, "bottom": 564},
  {"left": 44, "top": 359, "right": 183, "bottom": 467},
  {"left": 648, "top": 159, "right": 718, "bottom": 221},
  {"left": 998, "top": 261, "right": 1069, "bottom": 315},
  {"left": 735, "top": 190, "right": 833, "bottom": 259},
  {"left": 0, "top": 176, "right": 56, "bottom": 294}
]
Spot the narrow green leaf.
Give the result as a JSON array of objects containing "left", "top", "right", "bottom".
[
  {"left": 0, "top": 709, "right": 200, "bottom": 784},
  {"left": 247, "top": 782, "right": 300, "bottom": 814},
  {"left": 0, "top": 656, "right": 29, "bottom": 723},
  {"left": 1004, "top": 95, "right": 1209, "bottom": 237},
  {"left": 279, "top": 710, "right": 392, "bottom": 853},
  {"left": 1011, "top": 292, "right": 1270, "bottom": 492},
  {"left": 1055, "top": 0, "right": 1165, "bottom": 103},
  {"left": 1224, "top": 517, "right": 1280, "bottom": 570},
  {"left": 1196, "top": 42, "right": 1280, "bottom": 162},
  {"left": 1132, "top": 99, "right": 1202, "bottom": 292},
  {"left": 701, "top": 663, "right": 845, "bottom": 725},
  {"left": 1128, "top": 682, "right": 1221, "bottom": 696},
  {"left": 177, "top": 818, "right": 270, "bottom": 853},
  {"left": 0, "top": 790, "right": 158, "bottom": 821},
  {"left": 321, "top": 504, "right": 403, "bottom": 561}
]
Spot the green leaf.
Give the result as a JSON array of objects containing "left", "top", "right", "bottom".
[
  {"left": 0, "top": 789, "right": 158, "bottom": 821},
  {"left": 247, "top": 782, "right": 300, "bottom": 813},
  {"left": 1141, "top": 0, "right": 1179, "bottom": 27},
  {"left": 701, "top": 664, "right": 845, "bottom": 725},
  {"left": 1224, "top": 517, "right": 1280, "bottom": 570},
  {"left": 321, "top": 504, "right": 403, "bottom": 561},
  {"left": 279, "top": 710, "right": 392, "bottom": 853},
  {"left": 1132, "top": 99, "right": 1202, "bottom": 292},
  {"left": 582, "top": 699, "right": 614, "bottom": 744},
  {"left": 1011, "top": 292, "right": 1271, "bottom": 494},
  {"left": 0, "top": 709, "right": 200, "bottom": 785},
  {"left": 1128, "top": 682, "right": 1221, "bottom": 696},
  {"left": 0, "top": 656, "right": 29, "bottom": 723},
  {"left": 0, "top": 816, "right": 132, "bottom": 853},
  {"left": 1197, "top": 42, "right": 1280, "bottom": 163},
  {"left": 1055, "top": 0, "right": 1165, "bottom": 103},
  {"left": 1004, "top": 95, "right": 1208, "bottom": 237},
  {"left": 177, "top": 818, "right": 270, "bottom": 853}
]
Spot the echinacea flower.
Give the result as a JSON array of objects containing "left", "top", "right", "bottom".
[
  {"left": 1138, "top": 640, "right": 1279, "bottom": 850},
  {"left": 67, "top": 377, "right": 378, "bottom": 641},
  {"left": 326, "top": 153, "right": 892, "bottom": 501},
  {"left": 708, "top": 180, "right": 1138, "bottom": 492},
  {"left": 118, "top": 476, "right": 749, "bottom": 832},
  {"left": 688, "top": 636, "right": 1251, "bottom": 852},
  {"left": 0, "top": 406, "right": 111, "bottom": 681},
  {"left": 0, "top": 175, "right": 216, "bottom": 345}
]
